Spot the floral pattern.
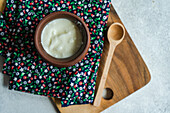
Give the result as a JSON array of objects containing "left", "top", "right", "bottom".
[{"left": 0, "top": 0, "right": 110, "bottom": 107}]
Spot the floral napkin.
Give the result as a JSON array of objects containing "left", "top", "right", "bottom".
[{"left": 0, "top": 0, "right": 111, "bottom": 107}]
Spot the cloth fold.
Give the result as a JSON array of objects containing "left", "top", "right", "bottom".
[{"left": 0, "top": 0, "right": 111, "bottom": 107}]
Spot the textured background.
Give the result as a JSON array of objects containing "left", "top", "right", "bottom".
[{"left": 0, "top": 0, "right": 170, "bottom": 113}]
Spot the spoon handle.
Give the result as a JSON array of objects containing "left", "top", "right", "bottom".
[{"left": 93, "top": 45, "right": 116, "bottom": 106}]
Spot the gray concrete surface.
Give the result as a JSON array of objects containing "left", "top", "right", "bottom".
[{"left": 0, "top": 0, "right": 170, "bottom": 113}]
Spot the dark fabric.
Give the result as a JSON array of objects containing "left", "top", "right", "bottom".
[{"left": 0, "top": 0, "right": 111, "bottom": 107}]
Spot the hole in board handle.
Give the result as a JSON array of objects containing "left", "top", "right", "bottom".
[{"left": 102, "top": 88, "right": 114, "bottom": 100}]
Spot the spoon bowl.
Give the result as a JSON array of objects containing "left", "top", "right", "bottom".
[{"left": 107, "top": 23, "right": 125, "bottom": 45}]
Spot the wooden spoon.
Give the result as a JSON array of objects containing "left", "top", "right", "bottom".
[
  {"left": 93, "top": 22, "right": 125, "bottom": 107},
  {"left": 0, "top": 0, "right": 6, "bottom": 16}
]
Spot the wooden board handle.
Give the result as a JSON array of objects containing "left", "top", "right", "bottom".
[
  {"left": 93, "top": 45, "right": 116, "bottom": 106},
  {"left": 93, "top": 23, "right": 125, "bottom": 106}
]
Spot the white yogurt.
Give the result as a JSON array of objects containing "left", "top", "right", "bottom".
[{"left": 41, "top": 19, "right": 83, "bottom": 58}]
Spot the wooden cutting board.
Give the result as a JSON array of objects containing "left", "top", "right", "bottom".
[
  {"left": 0, "top": 1, "right": 150, "bottom": 112},
  {"left": 51, "top": 4, "right": 151, "bottom": 113}
]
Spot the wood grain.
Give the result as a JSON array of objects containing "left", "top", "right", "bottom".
[
  {"left": 51, "top": 4, "right": 151, "bottom": 113},
  {"left": 0, "top": 0, "right": 6, "bottom": 13}
]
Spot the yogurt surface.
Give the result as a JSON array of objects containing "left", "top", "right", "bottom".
[{"left": 41, "top": 18, "right": 83, "bottom": 58}]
